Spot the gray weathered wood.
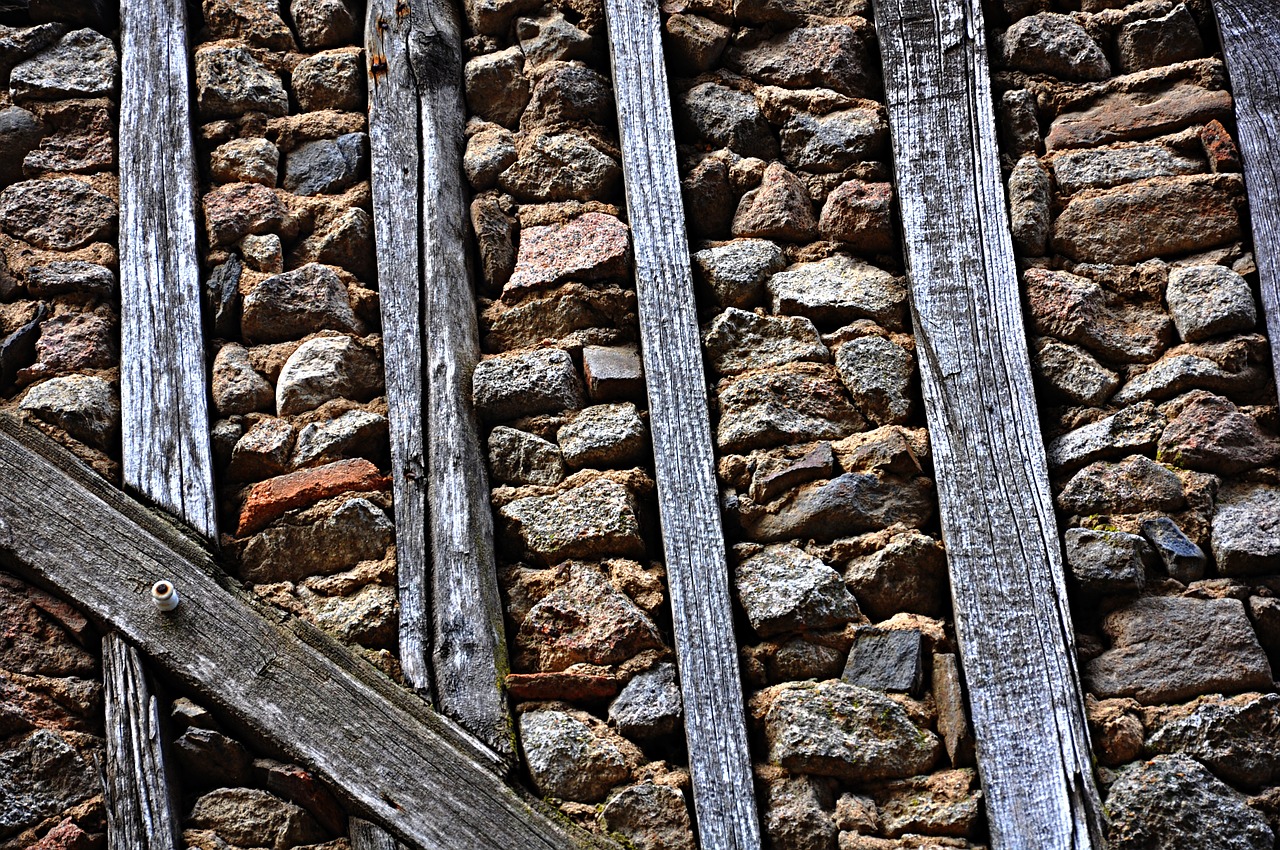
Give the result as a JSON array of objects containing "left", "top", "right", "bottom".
[
  {"left": 872, "top": 1, "right": 1106, "bottom": 848},
  {"left": 118, "top": 0, "right": 216, "bottom": 539},
  {"left": 603, "top": 2, "right": 760, "bottom": 848},
  {"left": 1215, "top": 0, "right": 1280, "bottom": 397},
  {"left": 102, "top": 632, "right": 181, "bottom": 850},
  {"left": 0, "top": 416, "right": 617, "bottom": 850},
  {"left": 351, "top": 818, "right": 408, "bottom": 850},
  {"left": 365, "top": 0, "right": 432, "bottom": 699}
]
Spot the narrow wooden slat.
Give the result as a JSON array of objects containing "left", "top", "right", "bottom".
[
  {"left": 365, "top": 0, "right": 432, "bottom": 698},
  {"left": 872, "top": 1, "right": 1106, "bottom": 848},
  {"left": 118, "top": 0, "right": 216, "bottom": 539},
  {"left": 102, "top": 633, "right": 181, "bottom": 850},
  {"left": 351, "top": 818, "right": 407, "bottom": 850},
  {"left": 1214, "top": 0, "right": 1280, "bottom": 395},
  {"left": 0, "top": 416, "right": 616, "bottom": 850},
  {"left": 603, "top": 2, "right": 760, "bottom": 848}
]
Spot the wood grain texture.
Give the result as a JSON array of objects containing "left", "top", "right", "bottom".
[
  {"left": 365, "top": 0, "right": 432, "bottom": 699},
  {"left": 0, "top": 416, "right": 618, "bottom": 850},
  {"left": 603, "top": 2, "right": 760, "bottom": 848},
  {"left": 118, "top": 0, "right": 216, "bottom": 539},
  {"left": 103, "top": 633, "right": 181, "bottom": 850},
  {"left": 1214, "top": 0, "right": 1280, "bottom": 397},
  {"left": 872, "top": 1, "right": 1106, "bottom": 848},
  {"left": 351, "top": 818, "right": 408, "bottom": 850}
]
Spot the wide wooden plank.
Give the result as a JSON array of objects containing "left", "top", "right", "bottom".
[
  {"left": 603, "top": 2, "right": 760, "bottom": 848},
  {"left": 872, "top": 1, "right": 1106, "bottom": 848},
  {"left": 365, "top": 0, "right": 432, "bottom": 699},
  {"left": 1215, "top": 0, "right": 1280, "bottom": 395},
  {"left": 118, "top": 0, "right": 216, "bottom": 539},
  {"left": 102, "top": 633, "right": 181, "bottom": 850},
  {"left": 0, "top": 416, "right": 616, "bottom": 850}
]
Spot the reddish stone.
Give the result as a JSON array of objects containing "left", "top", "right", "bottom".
[
  {"left": 30, "top": 818, "right": 94, "bottom": 850},
  {"left": 253, "top": 758, "right": 346, "bottom": 836},
  {"left": 503, "top": 213, "right": 630, "bottom": 299},
  {"left": 1046, "top": 84, "right": 1233, "bottom": 151},
  {"left": 1201, "top": 119, "right": 1241, "bottom": 173},
  {"left": 0, "top": 574, "right": 95, "bottom": 677},
  {"left": 202, "top": 182, "right": 284, "bottom": 248},
  {"left": 818, "top": 180, "right": 893, "bottom": 252},
  {"left": 731, "top": 162, "right": 817, "bottom": 242},
  {"left": 236, "top": 458, "right": 388, "bottom": 536},
  {"left": 505, "top": 672, "right": 620, "bottom": 701}
]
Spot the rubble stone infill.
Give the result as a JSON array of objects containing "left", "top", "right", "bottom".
[{"left": 992, "top": 0, "right": 1280, "bottom": 847}]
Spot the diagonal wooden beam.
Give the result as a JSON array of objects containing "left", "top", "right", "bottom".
[
  {"left": 872, "top": 0, "right": 1106, "bottom": 847},
  {"left": 0, "top": 415, "right": 617, "bottom": 850},
  {"left": 602, "top": 2, "right": 761, "bottom": 848},
  {"left": 1214, "top": 0, "right": 1280, "bottom": 397}
]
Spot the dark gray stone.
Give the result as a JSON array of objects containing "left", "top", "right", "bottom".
[
  {"left": 779, "top": 107, "right": 887, "bottom": 174},
  {"left": 212, "top": 343, "right": 273, "bottom": 417},
  {"left": 0, "top": 177, "right": 115, "bottom": 251},
  {"left": 19, "top": 374, "right": 118, "bottom": 450},
  {"left": 735, "top": 543, "right": 861, "bottom": 637},
  {"left": 0, "top": 301, "right": 45, "bottom": 391},
  {"left": 487, "top": 426, "right": 564, "bottom": 486},
  {"left": 464, "top": 47, "right": 529, "bottom": 128},
  {"left": 1116, "top": 3, "right": 1204, "bottom": 74},
  {"left": 726, "top": 24, "right": 874, "bottom": 97},
  {"left": 228, "top": 418, "right": 295, "bottom": 481},
  {"left": 463, "top": 127, "right": 517, "bottom": 191},
  {"left": 691, "top": 238, "right": 786, "bottom": 310},
  {"left": 1046, "top": 402, "right": 1164, "bottom": 471},
  {"left": 289, "top": 0, "right": 359, "bottom": 50},
  {"left": 290, "top": 49, "right": 364, "bottom": 112},
  {"left": 742, "top": 472, "right": 934, "bottom": 542},
  {"left": 174, "top": 727, "right": 252, "bottom": 788},
  {"left": 1057, "top": 454, "right": 1184, "bottom": 515},
  {"left": 0, "top": 23, "right": 66, "bottom": 88},
  {"left": 759, "top": 772, "right": 837, "bottom": 850},
  {"left": 1212, "top": 484, "right": 1280, "bottom": 577},
  {"left": 842, "top": 530, "right": 946, "bottom": 620},
  {"left": 1063, "top": 528, "right": 1148, "bottom": 594},
  {"left": 1009, "top": 154, "right": 1050, "bottom": 255},
  {"left": 750, "top": 441, "right": 835, "bottom": 504},
  {"left": 205, "top": 255, "right": 243, "bottom": 339},
  {"left": 842, "top": 628, "right": 925, "bottom": 696},
  {"left": 241, "top": 263, "right": 360, "bottom": 344},
  {"left": 676, "top": 82, "right": 778, "bottom": 159},
  {"left": 1001, "top": 12, "right": 1109, "bottom": 80},
  {"left": 1050, "top": 144, "right": 1202, "bottom": 195},
  {"left": 582, "top": 344, "right": 644, "bottom": 402},
  {"left": 523, "top": 63, "right": 611, "bottom": 129},
  {"left": 1146, "top": 694, "right": 1280, "bottom": 789},
  {"left": 291, "top": 409, "right": 387, "bottom": 469},
  {"left": 1139, "top": 517, "right": 1206, "bottom": 583},
  {"left": 25, "top": 260, "right": 114, "bottom": 300},
  {"left": 240, "top": 497, "right": 394, "bottom": 582},
  {"left": 515, "top": 9, "right": 593, "bottom": 68},
  {"left": 1000, "top": 88, "right": 1040, "bottom": 157},
  {"left": 608, "top": 662, "right": 682, "bottom": 740},
  {"left": 472, "top": 348, "right": 584, "bottom": 421},
  {"left": 10, "top": 28, "right": 116, "bottom": 100},
  {"left": 283, "top": 133, "right": 366, "bottom": 196},
  {"left": 0, "top": 729, "right": 98, "bottom": 836},
  {"left": 1031, "top": 337, "right": 1120, "bottom": 406},
  {"left": 0, "top": 107, "right": 42, "bottom": 185}
]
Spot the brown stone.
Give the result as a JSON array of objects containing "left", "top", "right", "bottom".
[
  {"left": 818, "top": 180, "right": 894, "bottom": 252},
  {"left": 482, "top": 284, "right": 636, "bottom": 352},
  {"left": 203, "top": 0, "right": 297, "bottom": 49},
  {"left": 1157, "top": 391, "right": 1280, "bottom": 475},
  {"left": 1201, "top": 118, "right": 1241, "bottom": 173},
  {"left": 1084, "top": 695, "right": 1144, "bottom": 766},
  {"left": 504, "top": 212, "right": 630, "bottom": 298},
  {"left": 731, "top": 162, "right": 817, "bottom": 242},
  {"left": 203, "top": 182, "right": 285, "bottom": 248},
  {"left": 23, "top": 98, "right": 114, "bottom": 174},
  {"left": 505, "top": 672, "right": 619, "bottom": 700},
  {"left": 726, "top": 23, "right": 874, "bottom": 97},
  {"left": 1045, "top": 83, "right": 1233, "bottom": 151},
  {"left": 237, "top": 458, "right": 388, "bottom": 536},
  {"left": 0, "top": 177, "right": 114, "bottom": 250}
]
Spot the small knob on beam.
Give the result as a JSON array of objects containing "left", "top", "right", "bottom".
[{"left": 151, "top": 580, "right": 180, "bottom": 612}]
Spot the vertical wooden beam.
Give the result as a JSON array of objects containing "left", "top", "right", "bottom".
[
  {"left": 872, "top": 1, "right": 1106, "bottom": 848},
  {"left": 366, "top": 0, "right": 514, "bottom": 765},
  {"left": 1214, "top": 0, "right": 1280, "bottom": 396},
  {"left": 603, "top": 2, "right": 761, "bottom": 848},
  {"left": 351, "top": 818, "right": 408, "bottom": 850}
]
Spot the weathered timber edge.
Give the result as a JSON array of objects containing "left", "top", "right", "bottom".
[
  {"left": 0, "top": 415, "right": 619, "bottom": 850},
  {"left": 603, "top": 0, "right": 762, "bottom": 847},
  {"left": 1214, "top": 0, "right": 1280, "bottom": 397},
  {"left": 872, "top": 0, "right": 1106, "bottom": 848}
]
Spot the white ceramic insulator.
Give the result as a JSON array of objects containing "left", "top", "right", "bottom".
[{"left": 151, "top": 580, "right": 180, "bottom": 612}]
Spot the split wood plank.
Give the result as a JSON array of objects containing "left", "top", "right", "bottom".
[
  {"left": 350, "top": 818, "right": 408, "bottom": 850},
  {"left": 1214, "top": 0, "right": 1280, "bottom": 396},
  {"left": 118, "top": 0, "right": 216, "bottom": 539},
  {"left": 102, "top": 633, "right": 181, "bottom": 850},
  {"left": 366, "top": 0, "right": 514, "bottom": 763},
  {"left": 603, "top": 2, "right": 760, "bottom": 848},
  {"left": 0, "top": 416, "right": 617, "bottom": 850},
  {"left": 872, "top": 1, "right": 1106, "bottom": 848}
]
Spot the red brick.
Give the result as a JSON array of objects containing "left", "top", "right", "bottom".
[
  {"left": 505, "top": 672, "right": 619, "bottom": 701},
  {"left": 237, "top": 458, "right": 387, "bottom": 536}
]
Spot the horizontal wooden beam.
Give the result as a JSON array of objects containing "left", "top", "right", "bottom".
[
  {"left": 0, "top": 415, "right": 616, "bottom": 850},
  {"left": 872, "top": 0, "right": 1105, "bottom": 847}
]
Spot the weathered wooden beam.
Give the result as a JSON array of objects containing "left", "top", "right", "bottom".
[
  {"left": 0, "top": 416, "right": 617, "bottom": 850},
  {"left": 118, "top": 0, "right": 216, "bottom": 539},
  {"left": 102, "top": 633, "right": 181, "bottom": 850},
  {"left": 1214, "top": 0, "right": 1280, "bottom": 396},
  {"left": 366, "top": 0, "right": 514, "bottom": 763},
  {"left": 350, "top": 818, "right": 408, "bottom": 850},
  {"left": 871, "top": 1, "right": 1106, "bottom": 848},
  {"left": 603, "top": 2, "right": 760, "bottom": 848}
]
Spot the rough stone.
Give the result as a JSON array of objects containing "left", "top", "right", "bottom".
[
  {"left": 515, "top": 9, "right": 594, "bottom": 68},
  {"left": 1165, "top": 264, "right": 1256, "bottom": 342},
  {"left": 736, "top": 543, "right": 860, "bottom": 637},
  {"left": 842, "top": 530, "right": 946, "bottom": 620},
  {"left": 212, "top": 343, "right": 274, "bottom": 416},
  {"left": 664, "top": 13, "right": 730, "bottom": 74},
  {"left": 932, "top": 654, "right": 975, "bottom": 767},
  {"left": 759, "top": 772, "right": 837, "bottom": 850},
  {"left": 716, "top": 363, "right": 863, "bottom": 452},
  {"left": 241, "top": 264, "right": 360, "bottom": 343},
  {"left": 487, "top": 426, "right": 564, "bottom": 486},
  {"left": 463, "top": 127, "right": 517, "bottom": 191},
  {"left": 20, "top": 96, "right": 113, "bottom": 174},
  {"left": 1113, "top": 351, "right": 1269, "bottom": 405},
  {"left": 10, "top": 28, "right": 116, "bottom": 100},
  {"left": 1050, "top": 144, "right": 1202, "bottom": 195},
  {"left": 194, "top": 44, "right": 288, "bottom": 119},
  {"left": 1057, "top": 454, "right": 1184, "bottom": 515},
  {"left": 608, "top": 662, "right": 682, "bottom": 739},
  {"left": 202, "top": 182, "right": 284, "bottom": 247},
  {"left": 473, "top": 348, "right": 584, "bottom": 421},
  {"left": 289, "top": 0, "right": 359, "bottom": 50},
  {"left": 229, "top": 419, "right": 296, "bottom": 481},
  {"left": 583, "top": 344, "right": 644, "bottom": 402},
  {"left": 742, "top": 473, "right": 934, "bottom": 542},
  {"left": 240, "top": 497, "right": 393, "bottom": 581},
  {"left": 210, "top": 138, "right": 280, "bottom": 188},
  {"left": 1000, "top": 88, "right": 1040, "bottom": 157},
  {"left": 504, "top": 212, "right": 629, "bottom": 296},
  {"left": 291, "top": 409, "right": 386, "bottom": 469},
  {"left": 1063, "top": 528, "right": 1148, "bottom": 594},
  {"left": 205, "top": 256, "right": 243, "bottom": 340},
  {"left": 499, "top": 131, "right": 620, "bottom": 202},
  {"left": 0, "top": 729, "right": 98, "bottom": 837},
  {"left": 732, "top": 162, "right": 817, "bottom": 242},
  {"left": 291, "top": 49, "right": 362, "bottom": 113},
  {"left": 682, "top": 155, "right": 735, "bottom": 236},
  {"left": 727, "top": 24, "right": 873, "bottom": 97},
  {"left": 704, "top": 307, "right": 827, "bottom": 376},
  {"left": 519, "top": 709, "right": 631, "bottom": 803},
  {"left": 842, "top": 628, "right": 925, "bottom": 696},
  {"left": 464, "top": 0, "right": 540, "bottom": 35},
  {"left": 557, "top": 403, "right": 646, "bottom": 470},
  {"left": 297, "top": 582, "right": 396, "bottom": 647},
  {"left": 1146, "top": 693, "right": 1280, "bottom": 788},
  {"left": 1046, "top": 83, "right": 1233, "bottom": 151},
  {"left": 469, "top": 193, "right": 517, "bottom": 290},
  {"left": 755, "top": 680, "right": 941, "bottom": 781},
  {"left": 676, "top": 82, "right": 777, "bottom": 159},
  {"left": 0, "top": 574, "right": 94, "bottom": 677},
  {"left": 1211, "top": 484, "right": 1280, "bottom": 577},
  {"left": 768, "top": 256, "right": 906, "bottom": 329},
  {"left": 1084, "top": 596, "right": 1272, "bottom": 703},
  {"left": 1031, "top": 337, "right": 1120, "bottom": 405},
  {"left": 600, "top": 783, "right": 696, "bottom": 850},
  {"left": 1139, "top": 516, "right": 1206, "bottom": 582},
  {"left": 780, "top": 108, "right": 888, "bottom": 174},
  {"left": 174, "top": 727, "right": 251, "bottom": 788},
  {"left": 1008, "top": 155, "right": 1050, "bottom": 255},
  {"left": 464, "top": 47, "right": 529, "bottom": 128},
  {"left": 0, "top": 177, "right": 113, "bottom": 250},
  {"left": 0, "top": 107, "right": 43, "bottom": 185},
  {"left": 523, "top": 63, "right": 611, "bottom": 130},
  {"left": 834, "top": 336, "right": 914, "bottom": 426},
  {"left": 236, "top": 458, "right": 387, "bottom": 536},
  {"left": 1249, "top": 597, "right": 1280, "bottom": 657},
  {"left": 692, "top": 238, "right": 786, "bottom": 309},
  {"left": 750, "top": 442, "right": 835, "bottom": 504},
  {"left": 1116, "top": 3, "right": 1203, "bottom": 73},
  {"left": 1046, "top": 402, "right": 1164, "bottom": 470},
  {"left": 872, "top": 770, "right": 982, "bottom": 839},
  {"left": 0, "top": 23, "right": 65, "bottom": 88},
  {"left": 20, "top": 374, "right": 117, "bottom": 450},
  {"left": 187, "top": 787, "right": 327, "bottom": 850},
  {"left": 500, "top": 478, "right": 646, "bottom": 564},
  {"left": 835, "top": 791, "right": 880, "bottom": 835},
  {"left": 1106, "top": 754, "right": 1273, "bottom": 850},
  {"left": 23, "top": 312, "right": 114, "bottom": 379},
  {"left": 203, "top": 0, "right": 297, "bottom": 50},
  {"left": 1001, "top": 13, "right": 1109, "bottom": 80},
  {"left": 1201, "top": 118, "right": 1241, "bottom": 173},
  {"left": 283, "top": 133, "right": 366, "bottom": 196},
  {"left": 24, "top": 261, "right": 113, "bottom": 300},
  {"left": 1023, "top": 268, "right": 1172, "bottom": 363},
  {"left": 819, "top": 180, "right": 893, "bottom": 252},
  {"left": 240, "top": 233, "right": 283, "bottom": 274},
  {"left": 1157, "top": 392, "right": 1279, "bottom": 475},
  {"left": 275, "top": 335, "right": 382, "bottom": 416}
]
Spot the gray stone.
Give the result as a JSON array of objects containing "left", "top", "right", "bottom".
[
  {"left": 463, "top": 127, "right": 517, "bottom": 191},
  {"left": 472, "top": 348, "right": 584, "bottom": 421},
  {"left": 464, "top": 47, "right": 529, "bottom": 128},
  {"left": 1146, "top": 694, "right": 1280, "bottom": 788},
  {"left": 676, "top": 82, "right": 777, "bottom": 159},
  {"left": 487, "top": 426, "right": 564, "bottom": 486},
  {"left": 682, "top": 155, "right": 735, "bottom": 237},
  {"left": 600, "top": 783, "right": 696, "bottom": 850},
  {"left": 0, "top": 729, "right": 98, "bottom": 836},
  {"left": 583, "top": 344, "right": 644, "bottom": 402},
  {"left": 212, "top": 343, "right": 274, "bottom": 416},
  {"left": 0, "top": 177, "right": 114, "bottom": 250},
  {"left": 1249, "top": 597, "right": 1280, "bottom": 657},
  {"left": 24, "top": 260, "right": 114, "bottom": 299},
  {"left": 283, "top": 133, "right": 366, "bottom": 196},
  {"left": 1050, "top": 144, "right": 1202, "bottom": 195},
  {"left": 664, "top": 13, "right": 730, "bottom": 74},
  {"left": 0, "top": 23, "right": 65, "bottom": 88},
  {"left": 1084, "top": 596, "right": 1272, "bottom": 703},
  {"left": 741, "top": 473, "right": 935, "bottom": 542},
  {"left": 174, "top": 727, "right": 251, "bottom": 788},
  {"left": 608, "top": 662, "right": 682, "bottom": 739},
  {"left": 291, "top": 409, "right": 387, "bottom": 468},
  {"left": 1024, "top": 268, "right": 1173, "bottom": 364},
  {"left": 726, "top": 24, "right": 873, "bottom": 97},
  {"left": 0, "top": 303, "right": 43, "bottom": 391},
  {"left": 195, "top": 44, "right": 288, "bottom": 119},
  {"left": 704, "top": 307, "right": 827, "bottom": 376},
  {"left": 1001, "top": 13, "right": 1110, "bottom": 80},
  {"left": 1000, "top": 88, "right": 1040, "bottom": 157},
  {"left": 1063, "top": 528, "right": 1148, "bottom": 594},
  {"left": 522, "top": 63, "right": 611, "bottom": 129},
  {"left": 1212, "top": 484, "right": 1280, "bottom": 577},
  {"left": 842, "top": 628, "right": 925, "bottom": 696},
  {"left": 515, "top": 10, "right": 593, "bottom": 67},
  {"left": 240, "top": 497, "right": 394, "bottom": 581},
  {"left": 188, "top": 787, "right": 327, "bottom": 850},
  {"left": 1165, "top": 264, "right": 1256, "bottom": 342},
  {"left": 1031, "top": 337, "right": 1120, "bottom": 405},
  {"left": 499, "top": 478, "right": 645, "bottom": 565},
  {"left": 557, "top": 403, "right": 647, "bottom": 469},
  {"left": 211, "top": 418, "right": 242, "bottom": 471},
  {"left": 298, "top": 582, "right": 396, "bottom": 648},
  {"left": 211, "top": 137, "right": 280, "bottom": 187},
  {"left": 842, "top": 530, "right": 946, "bottom": 620},
  {"left": 756, "top": 680, "right": 941, "bottom": 780},
  {"left": 736, "top": 543, "right": 861, "bottom": 638},
  {"left": 229, "top": 418, "right": 295, "bottom": 481},
  {"left": 290, "top": 49, "right": 363, "bottom": 113},
  {"left": 1116, "top": 3, "right": 1203, "bottom": 74},
  {"left": 1045, "top": 402, "right": 1165, "bottom": 470},
  {"left": 1057, "top": 454, "right": 1184, "bottom": 515},
  {"left": 10, "top": 28, "right": 116, "bottom": 100},
  {"left": 1113, "top": 353, "right": 1268, "bottom": 405},
  {"left": 933, "top": 654, "right": 976, "bottom": 767},
  {"left": 240, "top": 233, "right": 282, "bottom": 274},
  {"left": 692, "top": 239, "right": 786, "bottom": 309},
  {"left": 464, "top": 0, "right": 540, "bottom": 35},
  {"left": 0, "top": 107, "right": 43, "bottom": 185},
  {"left": 1139, "top": 517, "right": 1206, "bottom": 583},
  {"left": 519, "top": 709, "right": 630, "bottom": 803},
  {"left": 834, "top": 336, "right": 913, "bottom": 426},
  {"left": 498, "top": 131, "right": 620, "bottom": 202},
  {"left": 779, "top": 107, "right": 887, "bottom": 174},
  {"left": 289, "top": 0, "right": 359, "bottom": 50},
  {"left": 767, "top": 256, "right": 906, "bottom": 330},
  {"left": 731, "top": 162, "right": 817, "bottom": 242},
  {"left": 872, "top": 769, "right": 983, "bottom": 839},
  {"left": 205, "top": 255, "right": 243, "bottom": 339},
  {"left": 275, "top": 335, "right": 383, "bottom": 416},
  {"left": 241, "top": 263, "right": 360, "bottom": 344},
  {"left": 1106, "top": 754, "right": 1273, "bottom": 850},
  {"left": 1157, "top": 392, "right": 1280, "bottom": 475},
  {"left": 1009, "top": 155, "right": 1050, "bottom": 255},
  {"left": 20, "top": 374, "right": 118, "bottom": 450},
  {"left": 759, "top": 772, "right": 837, "bottom": 850},
  {"left": 716, "top": 363, "right": 864, "bottom": 452}
]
